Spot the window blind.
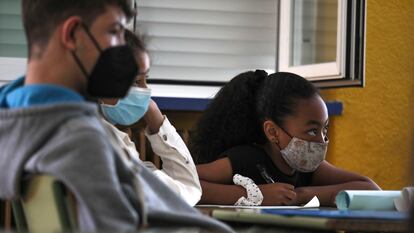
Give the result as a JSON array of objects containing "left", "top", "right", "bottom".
[
  {"left": 136, "top": 0, "right": 277, "bottom": 84},
  {"left": 0, "top": 0, "right": 26, "bottom": 58},
  {"left": 0, "top": 0, "right": 26, "bottom": 83}
]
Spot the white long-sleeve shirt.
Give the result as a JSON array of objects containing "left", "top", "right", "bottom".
[{"left": 102, "top": 117, "right": 201, "bottom": 206}]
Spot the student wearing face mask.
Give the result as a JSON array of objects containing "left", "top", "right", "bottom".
[
  {"left": 99, "top": 30, "right": 201, "bottom": 206},
  {"left": 191, "top": 70, "right": 380, "bottom": 206}
]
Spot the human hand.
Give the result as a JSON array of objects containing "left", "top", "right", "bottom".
[
  {"left": 293, "top": 186, "right": 312, "bottom": 205},
  {"left": 259, "top": 183, "right": 296, "bottom": 205},
  {"left": 143, "top": 99, "right": 164, "bottom": 134},
  {"left": 145, "top": 99, "right": 160, "bottom": 117}
]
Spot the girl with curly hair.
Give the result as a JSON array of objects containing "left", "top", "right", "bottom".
[{"left": 191, "top": 70, "right": 380, "bottom": 206}]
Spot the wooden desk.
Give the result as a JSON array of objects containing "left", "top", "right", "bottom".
[{"left": 198, "top": 207, "right": 409, "bottom": 233}]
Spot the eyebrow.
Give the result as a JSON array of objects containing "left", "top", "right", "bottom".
[
  {"left": 111, "top": 21, "right": 126, "bottom": 30},
  {"left": 306, "top": 119, "right": 329, "bottom": 127}
]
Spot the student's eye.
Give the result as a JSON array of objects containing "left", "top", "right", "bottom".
[
  {"left": 109, "top": 28, "right": 120, "bottom": 35},
  {"left": 135, "top": 79, "right": 146, "bottom": 88},
  {"left": 109, "top": 25, "right": 123, "bottom": 35},
  {"left": 307, "top": 129, "right": 318, "bottom": 136},
  {"left": 137, "top": 78, "right": 142, "bottom": 84}
]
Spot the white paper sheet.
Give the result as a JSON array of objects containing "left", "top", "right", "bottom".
[{"left": 197, "top": 196, "right": 320, "bottom": 209}]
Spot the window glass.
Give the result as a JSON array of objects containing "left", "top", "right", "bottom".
[{"left": 291, "top": 0, "right": 338, "bottom": 66}]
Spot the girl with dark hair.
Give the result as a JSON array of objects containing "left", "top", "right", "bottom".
[{"left": 192, "top": 70, "right": 380, "bottom": 206}]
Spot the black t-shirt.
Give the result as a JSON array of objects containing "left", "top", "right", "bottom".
[{"left": 222, "top": 144, "right": 313, "bottom": 187}]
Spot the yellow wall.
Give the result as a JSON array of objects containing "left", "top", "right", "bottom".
[{"left": 321, "top": 0, "right": 414, "bottom": 189}]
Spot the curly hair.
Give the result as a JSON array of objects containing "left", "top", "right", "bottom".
[{"left": 190, "top": 70, "right": 319, "bottom": 164}]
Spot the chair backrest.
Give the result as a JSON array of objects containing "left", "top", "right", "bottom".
[{"left": 12, "top": 175, "right": 77, "bottom": 233}]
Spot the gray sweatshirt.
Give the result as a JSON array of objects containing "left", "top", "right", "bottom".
[{"left": 0, "top": 101, "right": 232, "bottom": 232}]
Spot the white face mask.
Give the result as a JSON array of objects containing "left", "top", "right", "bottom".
[{"left": 280, "top": 137, "right": 328, "bottom": 172}]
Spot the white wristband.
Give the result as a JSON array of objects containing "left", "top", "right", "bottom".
[{"left": 233, "top": 174, "right": 263, "bottom": 206}]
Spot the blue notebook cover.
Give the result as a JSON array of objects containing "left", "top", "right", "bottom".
[{"left": 261, "top": 209, "right": 408, "bottom": 220}]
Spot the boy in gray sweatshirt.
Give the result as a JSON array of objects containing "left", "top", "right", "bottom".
[{"left": 0, "top": 0, "right": 232, "bottom": 232}]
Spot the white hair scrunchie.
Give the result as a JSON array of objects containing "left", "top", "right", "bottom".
[{"left": 233, "top": 174, "right": 263, "bottom": 206}]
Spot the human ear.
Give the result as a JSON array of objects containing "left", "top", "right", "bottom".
[
  {"left": 263, "top": 120, "right": 280, "bottom": 144},
  {"left": 60, "top": 16, "right": 82, "bottom": 51}
]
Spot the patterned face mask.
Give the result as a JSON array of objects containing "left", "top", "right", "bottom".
[{"left": 280, "top": 137, "right": 328, "bottom": 172}]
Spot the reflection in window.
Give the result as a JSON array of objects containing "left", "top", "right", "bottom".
[{"left": 291, "top": 0, "right": 337, "bottom": 66}]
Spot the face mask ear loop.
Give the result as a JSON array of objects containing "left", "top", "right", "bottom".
[
  {"left": 279, "top": 126, "right": 293, "bottom": 140},
  {"left": 71, "top": 51, "right": 89, "bottom": 78},
  {"left": 274, "top": 141, "right": 282, "bottom": 151},
  {"left": 276, "top": 126, "right": 295, "bottom": 152},
  {"left": 81, "top": 22, "right": 103, "bottom": 53}
]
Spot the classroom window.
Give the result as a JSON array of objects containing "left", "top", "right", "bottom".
[
  {"left": 279, "top": 0, "right": 341, "bottom": 79},
  {"left": 0, "top": 0, "right": 365, "bottom": 90},
  {"left": 278, "top": 0, "right": 365, "bottom": 87},
  {"left": 137, "top": 0, "right": 365, "bottom": 90}
]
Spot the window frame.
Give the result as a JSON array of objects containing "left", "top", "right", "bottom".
[
  {"left": 278, "top": 0, "right": 346, "bottom": 81},
  {"left": 277, "top": 0, "right": 365, "bottom": 88},
  {"left": 320, "top": 0, "right": 366, "bottom": 88}
]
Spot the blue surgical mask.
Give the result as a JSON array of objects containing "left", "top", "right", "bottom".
[{"left": 101, "top": 87, "right": 151, "bottom": 126}]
